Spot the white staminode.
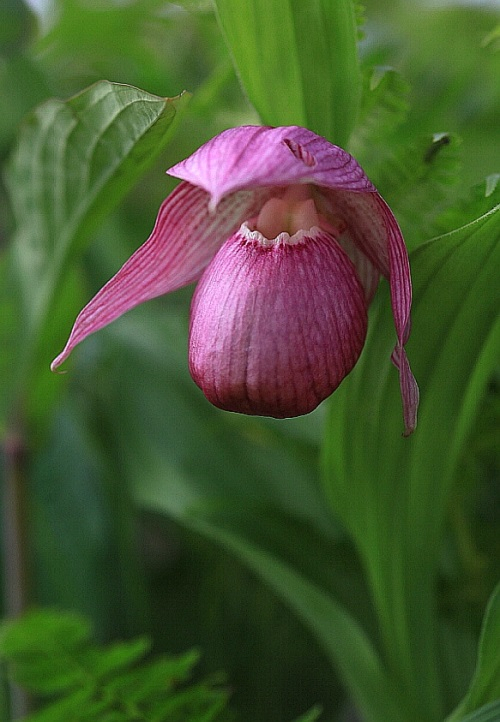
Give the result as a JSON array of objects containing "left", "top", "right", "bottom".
[
  {"left": 240, "top": 222, "right": 323, "bottom": 247},
  {"left": 248, "top": 184, "right": 322, "bottom": 244}
]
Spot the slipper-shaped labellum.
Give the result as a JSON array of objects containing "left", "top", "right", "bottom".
[{"left": 52, "top": 126, "right": 419, "bottom": 435}]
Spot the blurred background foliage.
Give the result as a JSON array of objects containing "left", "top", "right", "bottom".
[{"left": 0, "top": 0, "right": 499, "bottom": 720}]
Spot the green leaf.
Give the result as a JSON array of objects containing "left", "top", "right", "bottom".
[
  {"left": 322, "top": 204, "right": 500, "bottom": 719},
  {"left": 105, "top": 652, "right": 200, "bottom": 702},
  {"left": 0, "top": 610, "right": 91, "bottom": 656},
  {"left": 214, "top": 0, "right": 361, "bottom": 146},
  {"left": 370, "top": 132, "right": 462, "bottom": 248},
  {"left": 86, "top": 637, "right": 151, "bottom": 680},
  {"left": 0, "top": 610, "right": 93, "bottom": 694},
  {"left": 187, "top": 515, "right": 419, "bottom": 722},
  {"left": 6, "top": 80, "right": 186, "bottom": 331},
  {"left": 349, "top": 66, "right": 410, "bottom": 162},
  {"left": 459, "top": 701, "right": 500, "bottom": 722},
  {"left": 0, "top": 609, "right": 230, "bottom": 722},
  {"left": 4, "top": 80, "right": 187, "bottom": 419},
  {"left": 23, "top": 689, "right": 96, "bottom": 722},
  {"left": 291, "top": 705, "right": 323, "bottom": 722},
  {"left": 446, "top": 583, "right": 500, "bottom": 721},
  {"left": 433, "top": 174, "right": 500, "bottom": 238}
]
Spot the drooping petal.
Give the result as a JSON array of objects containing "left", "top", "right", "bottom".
[
  {"left": 317, "top": 187, "right": 419, "bottom": 434},
  {"left": 381, "top": 198, "right": 419, "bottom": 434},
  {"left": 392, "top": 345, "right": 420, "bottom": 437},
  {"left": 188, "top": 224, "right": 368, "bottom": 418},
  {"left": 316, "top": 188, "right": 391, "bottom": 276},
  {"left": 51, "top": 181, "right": 270, "bottom": 370},
  {"left": 168, "top": 125, "right": 376, "bottom": 209}
]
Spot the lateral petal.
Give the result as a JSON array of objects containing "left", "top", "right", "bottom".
[
  {"left": 51, "top": 181, "right": 268, "bottom": 370},
  {"left": 392, "top": 345, "right": 420, "bottom": 437},
  {"left": 169, "top": 125, "right": 376, "bottom": 209},
  {"left": 317, "top": 187, "right": 418, "bottom": 433}
]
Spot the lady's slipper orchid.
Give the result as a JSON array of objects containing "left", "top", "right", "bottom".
[{"left": 52, "top": 125, "right": 419, "bottom": 434}]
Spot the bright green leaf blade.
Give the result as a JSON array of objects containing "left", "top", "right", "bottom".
[
  {"left": 0, "top": 610, "right": 92, "bottom": 694},
  {"left": 446, "top": 583, "right": 500, "bottom": 721},
  {"left": 2, "top": 609, "right": 229, "bottom": 721},
  {"left": 105, "top": 651, "right": 200, "bottom": 701},
  {"left": 322, "top": 204, "right": 500, "bottom": 718},
  {"left": 214, "top": 0, "right": 361, "bottom": 146},
  {"left": 87, "top": 637, "right": 150, "bottom": 680}
]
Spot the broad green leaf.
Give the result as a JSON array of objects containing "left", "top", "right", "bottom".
[
  {"left": 214, "top": 0, "right": 361, "bottom": 146},
  {"left": 4, "top": 80, "right": 187, "bottom": 426},
  {"left": 322, "top": 204, "right": 500, "bottom": 719},
  {"left": 6, "top": 80, "right": 187, "bottom": 336},
  {"left": 446, "top": 583, "right": 500, "bottom": 721}
]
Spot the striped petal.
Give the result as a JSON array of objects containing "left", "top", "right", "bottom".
[
  {"left": 51, "top": 181, "right": 269, "bottom": 370},
  {"left": 189, "top": 224, "right": 368, "bottom": 418},
  {"left": 168, "top": 125, "right": 376, "bottom": 209},
  {"left": 317, "top": 187, "right": 418, "bottom": 434}
]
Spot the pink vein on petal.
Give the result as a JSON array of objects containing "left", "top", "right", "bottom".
[
  {"left": 51, "top": 182, "right": 268, "bottom": 370},
  {"left": 168, "top": 126, "right": 376, "bottom": 208}
]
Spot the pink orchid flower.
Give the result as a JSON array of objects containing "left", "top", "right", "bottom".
[{"left": 52, "top": 125, "right": 419, "bottom": 434}]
